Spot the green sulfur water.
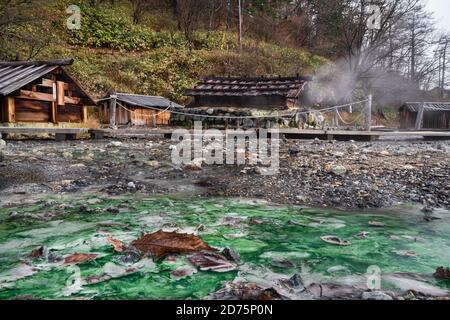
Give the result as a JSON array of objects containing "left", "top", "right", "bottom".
[{"left": 0, "top": 195, "right": 449, "bottom": 300}]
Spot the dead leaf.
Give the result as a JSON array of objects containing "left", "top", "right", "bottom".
[
  {"left": 132, "top": 230, "right": 216, "bottom": 259},
  {"left": 369, "top": 221, "right": 385, "bottom": 228},
  {"left": 30, "top": 246, "right": 45, "bottom": 258},
  {"left": 107, "top": 235, "right": 126, "bottom": 253},
  {"left": 188, "top": 251, "right": 237, "bottom": 272},
  {"left": 64, "top": 253, "right": 98, "bottom": 265},
  {"left": 321, "top": 236, "right": 351, "bottom": 246}
]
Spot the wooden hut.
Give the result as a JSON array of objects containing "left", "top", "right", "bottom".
[
  {"left": 185, "top": 76, "right": 311, "bottom": 110},
  {"left": 98, "top": 93, "right": 183, "bottom": 127},
  {"left": 0, "top": 59, "right": 95, "bottom": 125},
  {"left": 399, "top": 102, "right": 450, "bottom": 130}
]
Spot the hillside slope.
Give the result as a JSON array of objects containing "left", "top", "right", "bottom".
[{"left": 19, "top": 2, "right": 329, "bottom": 103}]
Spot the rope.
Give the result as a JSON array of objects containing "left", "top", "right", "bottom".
[
  {"left": 116, "top": 101, "right": 172, "bottom": 119},
  {"left": 113, "top": 98, "right": 369, "bottom": 120},
  {"left": 336, "top": 108, "right": 363, "bottom": 125}
]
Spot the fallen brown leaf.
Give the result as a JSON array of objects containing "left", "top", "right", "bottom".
[
  {"left": 64, "top": 253, "right": 98, "bottom": 265},
  {"left": 188, "top": 251, "right": 237, "bottom": 272},
  {"left": 132, "top": 230, "right": 216, "bottom": 259},
  {"left": 107, "top": 235, "right": 126, "bottom": 253}
]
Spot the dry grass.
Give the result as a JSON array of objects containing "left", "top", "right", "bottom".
[{"left": 83, "top": 115, "right": 101, "bottom": 129}]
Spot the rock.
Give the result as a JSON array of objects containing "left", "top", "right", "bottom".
[
  {"left": 144, "top": 160, "right": 159, "bottom": 168},
  {"left": 171, "top": 266, "right": 197, "bottom": 280},
  {"left": 402, "top": 165, "right": 415, "bottom": 170},
  {"left": 144, "top": 142, "right": 154, "bottom": 149},
  {"left": 127, "top": 182, "right": 136, "bottom": 189},
  {"left": 62, "top": 151, "right": 73, "bottom": 159},
  {"left": 361, "top": 291, "right": 393, "bottom": 300},
  {"left": 321, "top": 235, "right": 351, "bottom": 246},
  {"left": 434, "top": 267, "right": 450, "bottom": 280},
  {"left": 327, "top": 265, "right": 349, "bottom": 273},
  {"left": 184, "top": 158, "right": 203, "bottom": 171},
  {"left": 79, "top": 205, "right": 91, "bottom": 214},
  {"left": 332, "top": 151, "right": 345, "bottom": 158},
  {"left": 421, "top": 206, "right": 434, "bottom": 214},
  {"left": 107, "top": 141, "right": 123, "bottom": 148},
  {"left": 324, "top": 164, "right": 348, "bottom": 175},
  {"left": 288, "top": 147, "right": 301, "bottom": 156},
  {"left": 379, "top": 151, "right": 390, "bottom": 156},
  {"left": 106, "top": 206, "right": 120, "bottom": 214},
  {"left": 368, "top": 221, "right": 385, "bottom": 228},
  {"left": 221, "top": 247, "right": 242, "bottom": 264},
  {"left": 354, "top": 231, "right": 370, "bottom": 239}
]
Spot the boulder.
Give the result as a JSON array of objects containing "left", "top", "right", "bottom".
[{"left": 361, "top": 291, "right": 393, "bottom": 300}]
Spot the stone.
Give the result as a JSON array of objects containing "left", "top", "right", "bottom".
[
  {"left": 324, "top": 164, "right": 348, "bottom": 175},
  {"left": 0, "top": 139, "right": 6, "bottom": 149},
  {"left": 107, "top": 141, "right": 123, "bottom": 148},
  {"left": 434, "top": 267, "right": 450, "bottom": 280},
  {"left": 361, "top": 291, "right": 393, "bottom": 300}
]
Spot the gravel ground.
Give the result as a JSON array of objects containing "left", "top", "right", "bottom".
[{"left": 0, "top": 137, "right": 449, "bottom": 210}]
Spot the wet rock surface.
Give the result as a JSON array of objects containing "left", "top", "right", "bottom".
[{"left": 0, "top": 137, "right": 448, "bottom": 210}]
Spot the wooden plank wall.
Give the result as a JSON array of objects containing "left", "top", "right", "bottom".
[
  {"left": 131, "top": 108, "right": 170, "bottom": 126},
  {"left": 15, "top": 99, "right": 50, "bottom": 122},
  {"left": 99, "top": 102, "right": 171, "bottom": 127},
  {"left": 57, "top": 104, "right": 83, "bottom": 123}
]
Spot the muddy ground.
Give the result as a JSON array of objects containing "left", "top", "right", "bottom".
[{"left": 0, "top": 136, "right": 449, "bottom": 210}]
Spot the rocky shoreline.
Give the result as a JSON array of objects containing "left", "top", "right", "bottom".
[{"left": 0, "top": 137, "right": 449, "bottom": 211}]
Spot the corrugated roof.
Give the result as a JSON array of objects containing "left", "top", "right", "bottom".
[
  {"left": 185, "top": 76, "right": 310, "bottom": 98},
  {"left": 402, "top": 102, "right": 450, "bottom": 112},
  {"left": 101, "top": 93, "right": 184, "bottom": 109},
  {"left": 0, "top": 59, "right": 73, "bottom": 96}
]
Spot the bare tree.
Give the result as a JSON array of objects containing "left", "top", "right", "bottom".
[{"left": 0, "top": 0, "right": 49, "bottom": 60}]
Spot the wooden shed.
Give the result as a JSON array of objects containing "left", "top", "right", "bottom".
[
  {"left": 399, "top": 102, "right": 450, "bottom": 130},
  {"left": 98, "top": 93, "right": 183, "bottom": 127},
  {"left": 185, "top": 76, "right": 311, "bottom": 110},
  {"left": 0, "top": 59, "right": 95, "bottom": 125}
]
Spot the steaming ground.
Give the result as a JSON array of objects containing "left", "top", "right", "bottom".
[{"left": 0, "top": 137, "right": 448, "bottom": 210}]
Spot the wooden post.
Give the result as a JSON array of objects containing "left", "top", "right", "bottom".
[
  {"left": 415, "top": 102, "right": 425, "bottom": 130},
  {"left": 56, "top": 81, "right": 65, "bottom": 106},
  {"left": 110, "top": 95, "right": 117, "bottom": 127},
  {"left": 82, "top": 106, "right": 88, "bottom": 124},
  {"left": 6, "top": 97, "right": 15, "bottom": 123},
  {"left": 334, "top": 109, "right": 339, "bottom": 128},
  {"left": 49, "top": 81, "right": 57, "bottom": 124},
  {"left": 50, "top": 101, "right": 57, "bottom": 124},
  {"left": 364, "top": 95, "right": 372, "bottom": 131}
]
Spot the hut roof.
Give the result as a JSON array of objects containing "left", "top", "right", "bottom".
[
  {"left": 402, "top": 102, "right": 450, "bottom": 112},
  {"left": 100, "top": 93, "right": 184, "bottom": 109},
  {"left": 0, "top": 59, "right": 95, "bottom": 105},
  {"left": 185, "top": 76, "right": 311, "bottom": 98}
]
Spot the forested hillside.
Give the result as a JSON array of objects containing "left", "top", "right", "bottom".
[
  {"left": 0, "top": 0, "right": 327, "bottom": 102},
  {"left": 1, "top": 0, "right": 448, "bottom": 106}
]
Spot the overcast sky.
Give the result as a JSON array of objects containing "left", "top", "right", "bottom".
[{"left": 425, "top": 0, "right": 450, "bottom": 33}]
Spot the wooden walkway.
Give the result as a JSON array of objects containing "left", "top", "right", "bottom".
[
  {"left": 0, "top": 127, "right": 89, "bottom": 141},
  {"left": 1, "top": 127, "right": 450, "bottom": 141}
]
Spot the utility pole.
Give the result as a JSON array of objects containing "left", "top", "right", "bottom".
[
  {"left": 238, "top": 0, "right": 243, "bottom": 50},
  {"left": 441, "top": 39, "right": 448, "bottom": 99}
]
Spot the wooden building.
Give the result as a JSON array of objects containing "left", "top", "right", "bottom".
[
  {"left": 0, "top": 59, "right": 95, "bottom": 125},
  {"left": 185, "top": 76, "right": 311, "bottom": 110},
  {"left": 98, "top": 93, "right": 183, "bottom": 127},
  {"left": 399, "top": 102, "right": 450, "bottom": 130}
]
